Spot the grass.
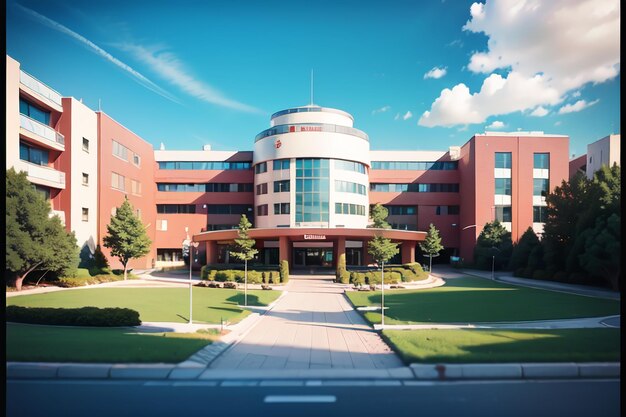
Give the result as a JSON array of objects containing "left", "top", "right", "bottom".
[
  {"left": 382, "top": 328, "right": 621, "bottom": 364},
  {"left": 6, "top": 323, "right": 218, "bottom": 363},
  {"left": 346, "top": 277, "right": 620, "bottom": 325},
  {"left": 7, "top": 287, "right": 281, "bottom": 324}
]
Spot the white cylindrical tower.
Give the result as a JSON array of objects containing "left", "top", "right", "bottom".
[{"left": 253, "top": 105, "right": 370, "bottom": 229}]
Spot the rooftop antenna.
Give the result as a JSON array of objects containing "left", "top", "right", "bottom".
[{"left": 310, "top": 69, "right": 314, "bottom": 106}]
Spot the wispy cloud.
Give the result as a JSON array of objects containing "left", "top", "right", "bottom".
[
  {"left": 485, "top": 120, "right": 505, "bottom": 129},
  {"left": 530, "top": 106, "right": 549, "bottom": 117},
  {"left": 394, "top": 113, "right": 400, "bottom": 120},
  {"left": 403, "top": 111, "right": 413, "bottom": 120},
  {"left": 14, "top": 3, "right": 178, "bottom": 104},
  {"left": 558, "top": 99, "right": 600, "bottom": 114},
  {"left": 424, "top": 67, "right": 447, "bottom": 79},
  {"left": 372, "top": 105, "right": 391, "bottom": 115},
  {"left": 119, "top": 44, "right": 262, "bottom": 114}
]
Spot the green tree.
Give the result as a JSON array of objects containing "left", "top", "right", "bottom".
[
  {"left": 369, "top": 203, "right": 391, "bottom": 229},
  {"left": 579, "top": 213, "right": 621, "bottom": 290},
  {"left": 473, "top": 221, "right": 513, "bottom": 270},
  {"left": 508, "top": 227, "right": 541, "bottom": 271},
  {"left": 419, "top": 223, "right": 444, "bottom": 273},
  {"left": 102, "top": 198, "right": 151, "bottom": 280},
  {"left": 229, "top": 214, "right": 258, "bottom": 306},
  {"left": 6, "top": 169, "right": 79, "bottom": 291}
]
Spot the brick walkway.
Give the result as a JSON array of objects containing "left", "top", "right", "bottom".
[{"left": 209, "top": 275, "right": 402, "bottom": 370}]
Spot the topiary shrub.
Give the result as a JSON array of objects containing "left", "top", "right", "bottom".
[
  {"left": 6, "top": 305, "right": 141, "bottom": 327},
  {"left": 532, "top": 270, "right": 551, "bottom": 280},
  {"left": 280, "top": 260, "right": 289, "bottom": 284},
  {"left": 339, "top": 270, "right": 350, "bottom": 284},
  {"left": 350, "top": 271, "right": 366, "bottom": 286},
  {"left": 399, "top": 269, "right": 417, "bottom": 282},
  {"left": 246, "top": 270, "right": 262, "bottom": 284},
  {"left": 271, "top": 271, "right": 281, "bottom": 285},
  {"left": 336, "top": 253, "right": 346, "bottom": 282}
]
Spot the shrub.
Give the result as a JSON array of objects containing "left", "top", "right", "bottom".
[
  {"left": 201, "top": 265, "right": 210, "bottom": 280},
  {"left": 246, "top": 270, "right": 262, "bottom": 284},
  {"left": 367, "top": 271, "right": 401, "bottom": 285},
  {"left": 339, "top": 270, "right": 350, "bottom": 284},
  {"left": 214, "top": 271, "right": 231, "bottom": 282},
  {"left": 522, "top": 267, "right": 534, "bottom": 278},
  {"left": 57, "top": 274, "right": 124, "bottom": 288},
  {"left": 532, "top": 270, "right": 551, "bottom": 280},
  {"left": 553, "top": 271, "right": 569, "bottom": 282},
  {"left": 336, "top": 253, "right": 346, "bottom": 282},
  {"left": 513, "top": 268, "right": 526, "bottom": 278},
  {"left": 280, "top": 260, "right": 289, "bottom": 284},
  {"left": 6, "top": 305, "right": 141, "bottom": 327},
  {"left": 350, "top": 271, "right": 366, "bottom": 286},
  {"left": 568, "top": 272, "right": 588, "bottom": 284},
  {"left": 271, "top": 271, "right": 281, "bottom": 285},
  {"left": 223, "top": 282, "right": 237, "bottom": 289},
  {"left": 399, "top": 269, "right": 417, "bottom": 282}
]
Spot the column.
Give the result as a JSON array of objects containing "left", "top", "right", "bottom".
[
  {"left": 205, "top": 241, "right": 217, "bottom": 264},
  {"left": 401, "top": 241, "right": 416, "bottom": 264},
  {"left": 336, "top": 236, "right": 346, "bottom": 267},
  {"left": 279, "top": 236, "right": 289, "bottom": 264}
]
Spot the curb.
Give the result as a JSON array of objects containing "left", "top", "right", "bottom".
[{"left": 409, "top": 362, "right": 620, "bottom": 380}]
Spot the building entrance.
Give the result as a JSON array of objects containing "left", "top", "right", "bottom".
[{"left": 293, "top": 248, "right": 334, "bottom": 267}]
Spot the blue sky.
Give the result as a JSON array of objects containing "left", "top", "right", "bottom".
[{"left": 6, "top": 0, "right": 620, "bottom": 157}]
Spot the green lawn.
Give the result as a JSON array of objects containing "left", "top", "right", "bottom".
[
  {"left": 6, "top": 287, "right": 281, "bottom": 324},
  {"left": 346, "top": 277, "right": 619, "bottom": 325},
  {"left": 383, "top": 328, "right": 621, "bottom": 364},
  {"left": 6, "top": 323, "right": 216, "bottom": 363}
]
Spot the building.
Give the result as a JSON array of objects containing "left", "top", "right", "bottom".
[{"left": 6, "top": 54, "right": 575, "bottom": 270}]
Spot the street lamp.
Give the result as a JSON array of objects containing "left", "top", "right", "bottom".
[
  {"left": 184, "top": 227, "right": 200, "bottom": 324},
  {"left": 491, "top": 246, "right": 500, "bottom": 280}
]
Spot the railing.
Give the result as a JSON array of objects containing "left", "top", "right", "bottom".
[
  {"left": 20, "top": 115, "right": 65, "bottom": 146},
  {"left": 255, "top": 123, "right": 369, "bottom": 142},
  {"left": 271, "top": 107, "right": 353, "bottom": 120},
  {"left": 19, "top": 70, "right": 63, "bottom": 107},
  {"left": 19, "top": 161, "right": 66, "bottom": 187}
]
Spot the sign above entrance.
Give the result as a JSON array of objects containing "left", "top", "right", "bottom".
[{"left": 304, "top": 234, "right": 326, "bottom": 240}]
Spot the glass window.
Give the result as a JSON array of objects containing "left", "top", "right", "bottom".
[
  {"left": 495, "top": 178, "right": 512, "bottom": 195},
  {"left": 534, "top": 153, "right": 549, "bottom": 169},
  {"left": 82, "top": 138, "right": 90, "bottom": 152},
  {"left": 495, "top": 152, "right": 512, "bottom": 169},
  {"left": 273, "top": 159, "right": 290, "bottom": 170},
  {"left": 256, "top": 183, "right": 268, "bottom": 195},
  {"left": 82, "top": 173, "right": 89, "bottom": 185},
  {"left": 19, "top": 142, "right": 49, "bottom": 166},
  {"left": 82, "top": 208, "right": 89, "bottom": 222},
  {"left": 34, "top": 185, "right": 50, "bottom": 201},
  {"left": 112, "top": 140, "right": 129, "bottom": 161},
  {"left": 257, "top": 204, "right": 268, "bottom": 216},
  {"left": 255, "top": 162, "right": 267, "bottom": 174},
  {"left": 533, "top": 206, "right": 547, "bottom": 223},
  {"left": 495, "top": 206, "right": 512, "bottom": 222},
  {"left": 274, "top": 180, "right": 290, "bottom": 193},
  {"left": 133, "top": 154, "right": 141, "bottom": 167},
  {"left": 533, "top": 179, "right": 549, "bottom": 196},
  {"left": 156, "top": 205, "right": 196, "bottom": 214},
  {"left": 274, "top": 203, "right": 290, "bottom": 215},
  {"left": 19, "top": 98, "right": 51, "bottom": 125},
  {"left": 111, "top": 172, "right": 125, "bottom": 191}
]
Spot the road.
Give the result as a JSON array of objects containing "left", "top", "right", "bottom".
[{"left": 6, "top": 378, "right": 620, "bottom": 417}]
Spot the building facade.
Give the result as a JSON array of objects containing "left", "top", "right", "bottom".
[{"left": 7, "top": 55, "right": 582, "bottom": 270}]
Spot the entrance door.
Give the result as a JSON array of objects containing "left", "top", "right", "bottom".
[{"left": 293, "top": 248, "right": 334, "bottom": 267}]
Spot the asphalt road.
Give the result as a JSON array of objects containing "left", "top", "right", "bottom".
[{"left": 6, "top": 378, "right": 620, "bottom": 417}]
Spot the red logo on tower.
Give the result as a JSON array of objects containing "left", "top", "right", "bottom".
[{"left": 275, "top": 139, "right": 282, "bottom": 149}]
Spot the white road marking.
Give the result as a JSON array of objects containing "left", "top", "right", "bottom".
[{"left": 264, "top": 395, "right": 337, "bottom": 403}]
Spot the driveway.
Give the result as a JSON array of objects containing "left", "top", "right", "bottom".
[{"left": 209, "top": 274, "right": 402, "bottom": 370}]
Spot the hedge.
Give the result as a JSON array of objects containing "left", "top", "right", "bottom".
[
  {"left": 6, "top": 305, "right": 141, "bottom": 327},
  {"left": 348, "top": 263, "right": 428, "bottom": 285},
  {"left": 280, "top": 260, "right": 289, "bottom": 284},
  {"left": 57, "top": 274, "right": 124, "bottom": 288}
]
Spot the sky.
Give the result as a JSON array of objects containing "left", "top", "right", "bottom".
[{"left": 6, "top": 0, "right": 621, "bottom": 157}]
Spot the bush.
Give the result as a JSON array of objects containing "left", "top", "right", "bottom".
[
  {"left": 271, "top": 271, "right": 280, "bottom": 285},
  {"left": 246, "top": 270, "right": 262, "bottom": 284},
  {"left": 552, "top": 271, "right": 569, "bottom": 282},
  {"left": 367, "top": 271, "right": 401, "bottom": 285},
  {"left": 6, "top": 305, "right": 141, "bottom": 327},
  {"left": 223, "top": 282, "right": 237, "bottom": 289},
  {"left": 57, "top": 274, "right": 124, "bottom": 288},
  {"left": 201, "top": 265, "right": 210, "bottom": 280},
  {"left": 522, "top": 267, "right": 534, "bottom": 278},
  {"left": 350, "top": 271, "right": 366, "bottom": 286},
  {"left": 280, "top": 260, "right": 289, "bottom": 284},
  {"left": 532, "top": 269, "right": 551, "bottom": 280},
  {"left": 339, "top": 270, "right": 350, "bottom": 284},
  {"left": 513, "top": 268, "right": 526, "bottom": 278},
  {"left": 336, "top": 253, "right": 347, "bottom": 282}
]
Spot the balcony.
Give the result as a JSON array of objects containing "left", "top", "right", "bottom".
[
  {"left": 17, "top": 160, "right": 66, "bottom": 190},
  {"left": 19, "top": 70, "right": 63, "bottom": 112},
  {"left": 20, "top": 115, "right": 65, "bottom": 151}
]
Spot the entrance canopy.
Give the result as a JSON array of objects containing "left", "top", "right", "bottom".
[{"left": 195, "top": 227, "right": 427, "bottom": 266}]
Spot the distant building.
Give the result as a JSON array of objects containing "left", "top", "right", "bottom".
[{"left": 569, "top": 134, "right": 620, "bottom": 180}]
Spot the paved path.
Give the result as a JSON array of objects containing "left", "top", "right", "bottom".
[{"left": 209, "top": 275, "right": 403, "bottom": 370}]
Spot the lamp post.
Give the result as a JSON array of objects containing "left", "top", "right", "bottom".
[
  {"left": 491, "top": 246, "right": 500, "bottom": 281},
  {"left": 189, "top": 240, "right": 199, "bottom": 324},
  {"left": 381, "top": 261, "right": 385, "bottom": 328}
]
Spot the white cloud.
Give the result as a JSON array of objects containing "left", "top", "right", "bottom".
[
  {"left": 485, "top": 120, "right": 505, "bottom": 129},
  {"left": 554, "top": 121, "right": 562, "bottom": 126},
  {"left": 558, "top": 99, "right": 600, "bottom": 114},
  {"left": 120, "top": 44, "right": 261, "bottom": 113},
  {"left": 402, "top": 111, "right": 413, "bottom": 120},
  {"left": 14, "top": 4, "right": 178, "bottom": 104},
  {"left": 372, "top": 105, "right": 391, "bottom": 115},
  {"left": 394, "top": 113, "right": 400, "bottom": 120},
  {"left": 572, "top": 91, "right": 582, "bottom": 98},
  {"left": 421, "top": 0, "right": 619, "bottom": 127},
  {"left": 424, "top": 67, "right": 447, "bottom": 79},
  {"left": 530, "top": 106, "right": 549, "bottom": 117}
]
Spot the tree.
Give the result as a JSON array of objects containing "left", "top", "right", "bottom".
[
  {"left": 419, "top": 223, "right": 444, "bottom": 273},
  {"left": 103, "top": 198, "right": 151, "bottom": 280},
  {"left": 229, "top": 214, "right": 258, "bottom": 306},
  {"left": 6, "top": 168, "right": 79, "bottom": 290},
  {"left": 473, "top": 221, "right": 513, "bottom": 270},
  {"left": 508, "top": 227, "right": 540, "bottom": 271},
  {"left": 579, "top": 213, "right": 621, "bottom": 290},
  {"left": 367, "top": 204, "right": 399, "bottom": 327}
]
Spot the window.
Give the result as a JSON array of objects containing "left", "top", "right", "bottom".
[
  {"left": 386, "top": 206, "right": 416, "bottom": 215},
  {"left": 34, "top": 185, "right": 50, "bottom": 201},
  {"left": 436, "top": 205, "right": 460, "bottom": 215},
  {"left": 205, "top": 204, "right": 252, "bottom": 215},
  {"left": 82, "top": 173, "right": 89, "bottom": 186},
  {"left": 274, "top": 203, "right": 290, "bottom": 215},
  {"left": 534, "top": 153, "right": 549, "bottom": 169},
  {"left": 533, "top": 206, "right": 548, "bottom": 223},
  {"left": 82, "top": 208, "right": 89, "bottom": 222},
  {"left": 273, "top": 159, "right": 290, "bottom": 170},
  {"left": 256, "top": 183, "right": 268, "bottom": 195},
  {"left": 111, "top": 172, "right": 126, "bottom": 191},
  {"left": 136, "top": 209, "right": 141, "bottom": 219},
  {"left": 157, "top": 161, "right": 252, "bottom": 170},
  {"left": 156, "top": 204, "right": 196, "bottom": 214},
  {"left": 257, "top": 204, "right": 268, "bottom": 216},
  {"left": 370, "top": 183, "right": 460, "bottom": 192},
  {"left": 133, "top": 154, "right": 141, "bottom": 167},
  {"left": 334, "top": 160, "right": 367, "bottom": 174},
  {"left": 533, "top": 179, "right": 549, "bottom": 196},
  {"left": 495, "top": 206, "right": 512, "bottom": 222},
  {"left": 495, "top": 178, "right": 512, "bottom": 195},
  {"left": 335, "top": 203, "right": 366, "bottom": 215},
  {"left": 112, "top": 140, "right": 129, "bottom": 161},
  {"left": 206, "top": 224, "right": 238, "bottom": 231},
  {"left": 82, "top": 137, "right": 90, "bottom": 152},
  {"left": 335, "top": 180, "right": 367, "bottom": 195},
  {"left": 157, "top": 249, "right": 183, "bottom": 262},
  {"left": 495, "top": 152, "right": 512, "bottom": 169},
  {"left": 295, "top": 158, "right": 330, "bottom": 223},
  {"left": 255, "top": 162, "right": 267, "bottom": 174},
  {"left": 131, "top": 180, "right": 142, "bottom": 195},
  {"left": 19, "top": 142, "right": 49, "bottom": 166},
  {"left": 370, "top": 161, "right": 458, "bottom": 170},
  {"left": 19, "top": 98, "right": 50, "bottom": 125},
  {"left": 274, "top": 180, "right": 290, "bottom": 193},
  {"left": 157, "top": 220, "right": 168, "bottom": 231}
]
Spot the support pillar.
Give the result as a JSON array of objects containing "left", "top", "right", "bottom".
[
  {"left": 205, "top": 241, "right": 217, "bottom": 264},
  {"left": 279, "top": 236, "right": 289, "bottom": 264},
  {"left": 401, "top": 241, "right": 416, "bottom": 264},
  {"left": 336, "top": 236, "right": 346, "bottom": 268}
]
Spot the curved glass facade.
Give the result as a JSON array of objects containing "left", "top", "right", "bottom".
[
  {"left": 295, "top": 158, "right": 330, "bottom": 223},
  {"left": 255, "top": 123, "right": 369, "bottom": 142},
  {"left": 271, "top": 106, "right": 353, "bottom": 121}
]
